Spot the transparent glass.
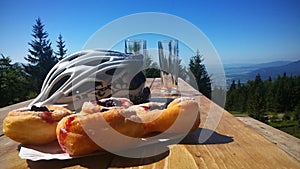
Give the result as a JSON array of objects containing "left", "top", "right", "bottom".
[
  {"left": 125, "top": 39, "right": 147, "bottom": 57},
  {"left": 158, "top": 40, "right": 179, "bottom": 94}
]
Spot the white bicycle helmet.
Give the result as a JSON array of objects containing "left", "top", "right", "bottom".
[{"left": 29, "top": 49, "right": 150, "bottom": 111}]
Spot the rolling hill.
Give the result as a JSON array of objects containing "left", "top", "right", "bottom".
[
  {"left": 247, "top": 60, "right": 300, "bottom": 80},
  {"left": 223, "top": 60, "right": 300, "bottom": 87}
]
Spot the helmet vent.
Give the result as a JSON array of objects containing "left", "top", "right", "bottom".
[
  {"left": 129, "top": 72, "right": 146, "bottom": 90},
  {"left": 85, "top": 58, "right": 110, "bottom": 66},
  {"left": 48, "top": 75, "right": 71, "bottom": 98},
  {"left": 105, "top": 68, "right": 116, "bottom": 75},
  {"left": 47, "top": 68, "right": 66, "bottom": 86},
  {"left": 67, "top": 52, "right": 87, "bottom": 62}
]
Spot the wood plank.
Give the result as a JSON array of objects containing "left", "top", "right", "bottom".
[
  {"left": 237, "top": 116, "right": 300, "bottom": 161},
  {"left": 0, "top": 136, "right": 28, "bottom": 169}
]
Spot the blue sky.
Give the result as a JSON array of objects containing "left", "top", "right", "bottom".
[{"left": 1, "top": 0, "right": 300, "bottom": 64}]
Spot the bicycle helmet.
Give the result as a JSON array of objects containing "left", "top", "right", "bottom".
[{"left": 29, "top": 49, "right": 150, "bottom": 111}]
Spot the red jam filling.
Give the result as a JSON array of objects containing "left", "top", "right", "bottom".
[
  {"left": 140, "top": 105, "right": 150, "bottom": 112},
  {"left": 58, "top": 116, "right": 75, "bottom": 152},
  {"left": 41, "top": 111, "right": 56, "bottom": 123}
]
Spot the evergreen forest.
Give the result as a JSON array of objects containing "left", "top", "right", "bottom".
[{"left": 226, "top": 73, "right": 300, "bottom": 138}]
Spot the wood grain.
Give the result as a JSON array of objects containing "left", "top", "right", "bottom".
[{"left": 237, "top": 116, "right": 300, "bottom": 161}]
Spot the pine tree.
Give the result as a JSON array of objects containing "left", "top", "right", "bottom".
[
  {"left": 225, "top": 72, "right": 300, "bottom": 124},
  {"left": 247, "top": 74, "right": 266, "bottom": 121},
  {"left": 188, "top": 50, "right": 211, "bottom": 99},
  {"left": 265, "top": 76, "right": 275, "bottom": 112},
  {"left": 129, "top": 42, "right": 141, "bottom": 53},
  {"left": 177, "top": 58, "right": 188, "bottom": 81},
  {"left": 225, "top": 80, "right": 236, "bottom": 110},
  {"left": 144, "top": 53, "right": 160, "bottom": 78},
  {"left": 0, "top": 54, "right": 30, "bottom": 106},
  {"left": 212, "top": 86, "right": 227, "bottom": 107},
  {"left": 236, "top": 80, "right": 248, "bottom": 112},
  {"left": 55, "top": 33, "right": 67, "bottom": 61},
  {"left": 239, "top": 84, "right": 249, "bottom": 112},
  {"left": 273, "top": 74, "right": 289, "bottom": 112},
  {"left": 24, "top": 17, "right": 58, "bottom": 93},
  {"left": 230, "top": 80, "right": 236, "bottom": 90}
]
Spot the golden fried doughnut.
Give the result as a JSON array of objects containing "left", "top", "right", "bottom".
[
  {"left": 56, "top": 97, "right": 200, "bottom": 156},
  {"left": 3, "top": 105, "right": 73, "bottom": 145},
  {"left": 143, "top": 97, "right": 200, "bottom": 134},
  {"left": 56, "top": 108, "right": 145, "bottom": 156}
]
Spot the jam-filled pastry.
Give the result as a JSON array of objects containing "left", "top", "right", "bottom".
[
  {"left": 81, "top": 97, "right": 134, "bottom": 114},
  {"left": 3, "top": 105, "right": 73, "bottom": 145},
  {"left": 56, "top": 97, "right": 200, "bottom": 156}
]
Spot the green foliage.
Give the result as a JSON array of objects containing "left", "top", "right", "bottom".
[
  {"left": 225, "top": 80, "right": 236, "bottom": 110},
  {"left": 226, "top": 73, "right": 300, "bottom": 123},
  {"left": 188, "top": 50, "right": 211, "bottom": 99},
  {"left": 55, "top": 33, "right": 67, "bottom": 61},
  {"left": 23, "top": 17, "right": 58, "bottom": 93},
  {"left": 294, "top": 102, "right": 300, "bottom": 122},
  {"left": 1, "top": 18, "right": 69, "bottom": 107},
  {"left": 143, "top": 52, "right": 187, "bottom": 79},
  {"left": 144, "top": 68, "right": 160, "bottom": 78},
  {"left": 143, "top": 53, "right": 160, "bottom": 78},
  {"left": 177, "top": 59, "right": 188, "bottom": 81},
  {"left": 269, "top": 120, "right": 300, "bottom": 139},
  {"left": 129, "top": 42, "right": 141, "bottom": 53},
  {"left": 0, "top": 54, "right": 32, "bottom": 107},
  {"left": 212, "top": 86, "right": 227, "bottom": 107},
  {"left": 225, "top": 80, "right": 248, "bottom": 112},
  {"left": 247, "top": 74, "right": 266, "bottom": 121}
]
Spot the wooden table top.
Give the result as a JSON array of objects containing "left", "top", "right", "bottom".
[{"left": 1, "top": 78, "right": 299, "bottom": 169}]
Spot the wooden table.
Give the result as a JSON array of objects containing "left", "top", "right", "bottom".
[{"left": 1, "top": 78, "right": 300, "bottom": 169}]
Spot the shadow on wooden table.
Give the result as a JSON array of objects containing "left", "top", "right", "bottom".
[
  {"left": 181, "top": 128, "right": 234, "bottom": 145},
  {"left": 26, "top": 152, "right": 114, "bottom": 169},
  {"left": 26, "top": 146, "right": 170, "bottom": 169},
  {"left": 26, "top": 151, "right": 169, "bottom": 169},
  {"left": 108, "top": 150, "right": 170, "bottom": 168},
  {"left": 26, "top": 128, "right": 232, "bottom": 168},
  {"left": 108, "top": 128, "right": 233, "bottom": 168}
]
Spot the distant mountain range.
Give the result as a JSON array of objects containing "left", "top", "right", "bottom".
[
  {"left": 247, "top": 60, "right": 300, "bottom": 80},
  {"left": 224, "top": 60, "right": 300, "bottom": 86}
]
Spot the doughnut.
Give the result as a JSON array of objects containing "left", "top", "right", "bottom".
[
  {"left": 56, "top": 97, "right": 200, "bottom": 156},
  {"left": 143, "top": 97, "right": 200, "bottom": 134},
  {"left": 56, "top": 109, "right": 145, "bottom": 156},
  {"left": 3, "top": 105, "right": 73, "bottom": 145}
]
